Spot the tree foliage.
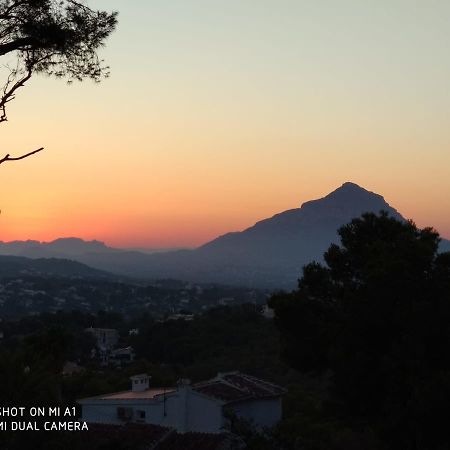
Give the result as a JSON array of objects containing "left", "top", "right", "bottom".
[
  {"left": 0, "top": 0, "right": 117, "bottom": 162},
  {"left": 270, "top": 212, "right": 450, "bottom": 449}
]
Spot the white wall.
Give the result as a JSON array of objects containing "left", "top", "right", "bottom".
[
  {"left": 81, "top": 396, "right": 179, "bottom": 428},
  {"left": 80, "top": 389, "right": 224, "bottom": 433},
  {"left": 80, "top": 390, "right": 282, "bottom": 433},
  {"left": 231, "top": 397, "right": 282, "bottom": 428},
  {"left": 82, "top": 402, "right": 123, "bottom": 425},
  {"left": 185, "top": 390, "right": 224, "bottom": 433}
]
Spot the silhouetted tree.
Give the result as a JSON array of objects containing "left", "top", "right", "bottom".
[
  {"left": 0, "top": 0, "right": 117, "bottom": 164},
  {"left": 270, "top": 212, "right": 450, "bottom": 449}
]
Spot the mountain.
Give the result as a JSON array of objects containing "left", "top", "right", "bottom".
[
  {"left": 0, "top": 237, "right": 118, "bottom": 259},
  {"left": 441, "top": 240, "right": 450, "bottom": 253},
  {"left": 1, "top": 182, "right": 449, "bottom": 288},
  {"left": 0, "top": 255, "right": 113, "bottom": 279},
  {"left": 199, "top": 181, "right": 403, "bottom": 257},
  {"left": 0, "top": 238, "right": 181, "bottom": 259},
  {"left": 139, "top": 182, "right": 407, "bottom": 287}
]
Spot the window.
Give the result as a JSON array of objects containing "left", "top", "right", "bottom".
[
  {"left": 136, "top": 410, "right": 146, "bottom": 422},
  {"left": 117, "top": 407, "right": 133, "bottom": 420}
]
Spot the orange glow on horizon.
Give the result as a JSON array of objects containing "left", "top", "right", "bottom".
[{"left": 0, "top": 2, "right": 449, "bottom": 247}]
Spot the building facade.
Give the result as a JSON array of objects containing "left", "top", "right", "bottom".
[{"left": 78, "top": 372, "right": 285, "bottom": 434}]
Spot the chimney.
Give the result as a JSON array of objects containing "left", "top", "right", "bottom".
[{"left": 130, "top": 374, "right": 151, "bottom": 392}]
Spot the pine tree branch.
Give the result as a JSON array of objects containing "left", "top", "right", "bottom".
[{"left": 0, "top": 147, "right": 44, "bottom": 164}]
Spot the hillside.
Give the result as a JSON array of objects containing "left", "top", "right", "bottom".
[{"left": 0, "top": 255, "right": 113, "bottom": 279}]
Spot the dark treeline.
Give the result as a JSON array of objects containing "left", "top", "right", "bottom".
[
  {"left": 0, "top": 303, "right": 294, "bottom": 404},
  {"left": 270, "top": 212, "right": 450, "bottom": 450}
]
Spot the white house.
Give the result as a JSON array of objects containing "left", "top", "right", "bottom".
[{"left": 78, "top": 372, "right": 286, "bottom": 434}]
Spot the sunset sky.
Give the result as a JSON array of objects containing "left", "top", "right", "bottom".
[{"left": 1, "top": 1, "right": 450, "bottom": 248}]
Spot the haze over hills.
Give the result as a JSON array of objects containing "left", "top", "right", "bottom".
[
  {"left": 0, "top": 255, "right": 113, "bottom": 280},
  {"left": 1, "top": 182, "right": 449, "bottom": 288},
  {"left": 0, "top": 237, "right": 116, "bottom": 258},
  {"left": 441, "top": 240, "right": 450, "bottom": 252},
  {"left": 0, "top": 238, "right": 183, "bottom": 258}
]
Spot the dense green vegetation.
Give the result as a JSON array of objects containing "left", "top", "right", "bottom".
[
  {"left": 0, "top": 304, "right": 288, "bottom": 396},
  {"left": 270, "top": 212, "right": 450, "bottom": 449}
]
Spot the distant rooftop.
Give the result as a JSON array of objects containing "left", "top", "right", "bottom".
[
  {"left": 130, "top": 373, "right": 150, "bottom": 379},
  {"left": 79, "top": 371, "right": 285, "bottom": 404},
  {"left": 193, "top": 371, "right": 286, "bottom": 403},
  {"left": 80, "top": 388, "right": 176, "bottom": 402}
]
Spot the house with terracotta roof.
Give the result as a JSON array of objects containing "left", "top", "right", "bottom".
[{"left": 78, "top": 372, "right": 286, "bottom": 434}]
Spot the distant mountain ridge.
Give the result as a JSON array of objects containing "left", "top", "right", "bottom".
[
  {"left": 0, "top": 238, "right": 182, "bottom": 261},
  {"left": 0, "top": 237, "right": 117, "bottom": 258},
  {"left": 200, "top": 182, "right": 403, "bottom": 253},
  {"left": 0, "top": 255, "right": 113, "bottom": 279},
  {"left": 1, "top": 183, "right": 448, "bottom": 288}
]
